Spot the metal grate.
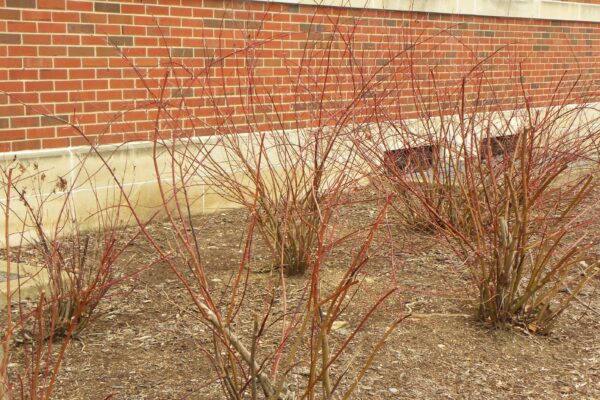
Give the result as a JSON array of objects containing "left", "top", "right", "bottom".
[
  {"left": 0, "top": 272, "right": 19, "bottom": 283},
  {"left": 482, "top": 134, "right": 518, "bottom": 159},
  {"left": 383, "top": 145, "right": 436, "bottom": 173}
]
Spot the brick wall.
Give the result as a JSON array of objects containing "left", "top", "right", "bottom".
[{"left": 0, "top": 0, "right": 599, "bottom": 152}]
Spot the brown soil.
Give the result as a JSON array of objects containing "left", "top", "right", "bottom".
[{"left": 5, "top": 192, "right": 600, "bottom": 400}]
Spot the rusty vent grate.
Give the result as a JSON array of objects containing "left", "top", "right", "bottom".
[
  {"left": 383, "top": 144, "right": 436, "bottom": 173},
  {"left": 482, "top": 134, "right": 518, "bottom": 159}
]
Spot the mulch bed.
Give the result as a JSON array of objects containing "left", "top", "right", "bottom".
[{"left": 4, "top": 188, "right": 600, "bottom": 399}]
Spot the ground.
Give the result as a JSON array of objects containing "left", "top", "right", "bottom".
[{"left": 5, "top": 191, "right": 600, "bottom": 399}]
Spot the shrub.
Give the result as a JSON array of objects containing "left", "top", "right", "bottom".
[
  {"left": 65, "top": 111, "right": 404, "bottom": 399},
  {"left": 50, "top": 12, "right": 409, "bottom": 396},
  {"left": 365, "top": 70, "right": 600, "bottom": 333},
  {"left": 0, "top": 158, "right": 147, "bottom": 399},
  {"left": 193, "top": 24, "right": 378, "bottom": 275}
]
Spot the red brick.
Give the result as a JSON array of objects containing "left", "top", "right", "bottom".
[
  {"left": 22, "top": 10, "right": 51, "bottom": 20},
  {"left": 38, "top": 22, "right": 66, "bottom": 33},
  {"left": 8, "top": 45, "right": 36, "bottom": 56},
  {"left": 9, "top": 69, "right": 38, "bottom": 80},
  {"left": 38, "top": 0, "right": 65, "bottom": 9},
  {"left": 0, "top": 33, "right": 20, "bottom": 44},
  {"left": 12, "top": 139, "right": 41, "bottom": 151},
  {"left": 23, "top": 34, "right": 52, "bottom": 44},
  {"left": 11, "top": 116, "right": 40, "bottom": 128},
  {"left": 6, "top": 0, "right": 36, "bottom": 8},
  {"left": 41, "top": 91, "right": 68, "bottom": 102},
  {"left": 67, "top": 23, "right": 94, "bottom": 33},
  {"left": 25, "top": 81, "right": 54, "bottom": 92},
  {"left": 94, "top": 2, "right": 120, "bottom": 13},
  {"left": 23, "top": 57, "right": 52, "bottom": 68},
  {"left": 27, "top": 127, "right": 55, "bottom": 138},
  {"left": 0, "top": 128, "right": 26, "bottom": 140},
  {"left": 40, "top": 69, "right": 67, "bottom": 79},
  {"left": 0, "top": 9, "right": 21, "bottom": 20},
  {"left": 43, "top": 137, "right": 69, "bottom": 148},
  {"left": 66, "top": 0, "right": 92, "bottom": 12},
  {"left": 39, "top": 46, "right": 67, "bottom": 56},
  {"left": 0, "top": 105, "right": 26, "bottom": 117},
  {"left": 7, "top": 21, "right": 36, "bottom": 31},
  {"left": 81, "top": 12, "right": 106, "bottom": 23},
  {"left": 41, "top": 114, "right": 67, "bottom": 126}
]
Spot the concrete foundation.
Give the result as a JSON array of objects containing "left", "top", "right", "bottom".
[{"left": 0, "top": 261, "right": 51, "bottom": 307}]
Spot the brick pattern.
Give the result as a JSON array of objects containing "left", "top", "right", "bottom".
[{"left": 0, "top": 0, "right": 599, "bottom": 152}]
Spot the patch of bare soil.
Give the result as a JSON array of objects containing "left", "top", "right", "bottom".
[{"left": 7, "top": 191, "right": 600, "bottom": 399}]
